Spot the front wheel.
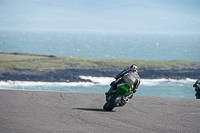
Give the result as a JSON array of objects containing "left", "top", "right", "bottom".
[{"left": 104, "top": 93, "right": 122, "bottom": 111}]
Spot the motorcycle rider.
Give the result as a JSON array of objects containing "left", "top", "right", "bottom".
[
  {"left": 105, "top": 64, "right": 140, "bottom": 101},
  {"left": 193, "top": 76, "right": 200, "bottom": 99}
]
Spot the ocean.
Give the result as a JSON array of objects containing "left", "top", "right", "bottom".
[
  {"left": 0, "top": 30, "right": 200, "bottom": 61},
  {"left": 0, "top": 30, "right": 199, "bottom": 99},
  {"left": 0, "top": 77, "right": 196, "bottom": 99}
]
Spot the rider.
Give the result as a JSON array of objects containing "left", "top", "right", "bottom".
[
  {"left": 105, "top": 64, "right": 140, "bottom": 101},
  {"left": 193, "top": 76, "right": 200, "bottom": 99}
]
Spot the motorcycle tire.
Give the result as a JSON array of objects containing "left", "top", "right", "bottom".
[{"left": 104, "top": 93, "right": 122, "bottom": 111}]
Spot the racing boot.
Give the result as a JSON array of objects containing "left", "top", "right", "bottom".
[
  {"left": 105, "top": 86, "right": 117, "bottom": 101},
  {"left": 105, "top": 81, "right": 119, "bottom": 101}
]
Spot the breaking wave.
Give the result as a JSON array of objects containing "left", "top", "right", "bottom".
[
  {"left": 0, "top": 76, "right": 196, "bottom": 88},
  {"left": 0, "top": 76, "right": 196, "bottom": 99}
]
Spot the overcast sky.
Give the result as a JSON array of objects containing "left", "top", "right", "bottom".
[{"left": 0, "top": 0, "right": 200, "bottom": 33}]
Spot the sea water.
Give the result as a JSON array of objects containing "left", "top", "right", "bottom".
[
  {"left": 0, "top": 76, "right": 197, "bottom": 99},
  {"left": 0, "top": 30, "right": 199, "bottom": 99},
  {"left": 0, "top": 31, "right": 200, "bottom": 61}
]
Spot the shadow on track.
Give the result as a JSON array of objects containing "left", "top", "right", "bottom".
[{"left": 73, "top": 108, "right": 108, "bottom": 112}]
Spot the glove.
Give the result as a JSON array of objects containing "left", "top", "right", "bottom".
[
  {"left": 193, "top": 84, "right": 197, "bottom": 87},
  {"left": 110, "top": 81, "right": 115, "bottom": 86}
]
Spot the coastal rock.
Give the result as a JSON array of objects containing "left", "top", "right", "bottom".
[{"left": 0, "top": 66, "right": 199, "bottom": 82}]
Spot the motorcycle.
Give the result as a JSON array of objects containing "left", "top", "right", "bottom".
[{"left": 103, "top": 83, "right": 132, "bottom": 111}]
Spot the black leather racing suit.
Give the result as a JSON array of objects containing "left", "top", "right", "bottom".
[
  {"left": 108, "top": 69, "right": 140, "bottom": 99},
  {"left": 193, "top": 77, "right": 200, "bottom": 99}
]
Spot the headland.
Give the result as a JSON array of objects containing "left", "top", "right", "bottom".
[{"left": 0, "top": 52, "right": 200, "bottom": 82}]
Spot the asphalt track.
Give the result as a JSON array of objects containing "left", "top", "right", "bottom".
[{"left": 0, "top": 89, "right": 200, "bottom": 133}]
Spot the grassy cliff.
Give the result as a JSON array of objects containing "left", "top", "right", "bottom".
[
  {"left": 1, "top": 52, "right": 200, "bottom": 71},
  {"left": 0, "top": 52, "right": 200, "bottom": 81}
]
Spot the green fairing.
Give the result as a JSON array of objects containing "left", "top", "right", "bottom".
[
  {"left": 104, "top": 83, "right": 132, "bottom": 111},
  {"left": 117, "top": 83, "right": 131, "bottom": 96},
  {"left": 105, "top": 83, "right": 131, "bottom": 103}
]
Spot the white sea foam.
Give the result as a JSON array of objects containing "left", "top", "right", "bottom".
[
  {"left": 0, "top": 80, "right": 95, "bottom": 87},
  {"left": 79, "top": 75, "right": 115, "bottom": 85},
  {"left": 79, "top": 76, "right": 196, "bottom": 86},
  {"left": 0, "top": 77, "right": 196, "bottom": 88},
  {"left": 140, "top": 78, "right": 196, "bottom": 86}
]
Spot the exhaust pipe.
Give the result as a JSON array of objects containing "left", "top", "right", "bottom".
[{"left": 125, "top": 98, "right": 129, "bottom": 103}]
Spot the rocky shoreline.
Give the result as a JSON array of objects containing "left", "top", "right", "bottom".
[{"left": 1, "top": 66, "right": 199, "bottom": 82}]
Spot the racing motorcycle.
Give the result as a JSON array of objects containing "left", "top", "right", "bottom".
[{"left": 103, "top": 83, "right": 132, "bottom": 111}]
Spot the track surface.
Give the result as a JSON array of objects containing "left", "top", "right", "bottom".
[{"left": 0, "top": 89, "right": 200, "bottom": 133}]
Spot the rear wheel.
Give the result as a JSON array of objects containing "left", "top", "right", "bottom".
[
  {"left": 103, "top": 102, "right": 108, "bottom": 110},
  {"left": 104, "top": 93, "right": 122, "bottom": 111}
]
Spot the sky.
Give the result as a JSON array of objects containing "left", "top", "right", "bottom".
[{"left": 0, "top": 0, "right": 200, "bottom": 33}]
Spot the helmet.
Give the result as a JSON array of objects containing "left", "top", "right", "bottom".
[{"left": 130, "top": 64, "right": 138, "bottom": 72}]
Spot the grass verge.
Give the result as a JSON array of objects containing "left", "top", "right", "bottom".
[{"left": 0, "top": 52, "right": 200, "bottom": 72}]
